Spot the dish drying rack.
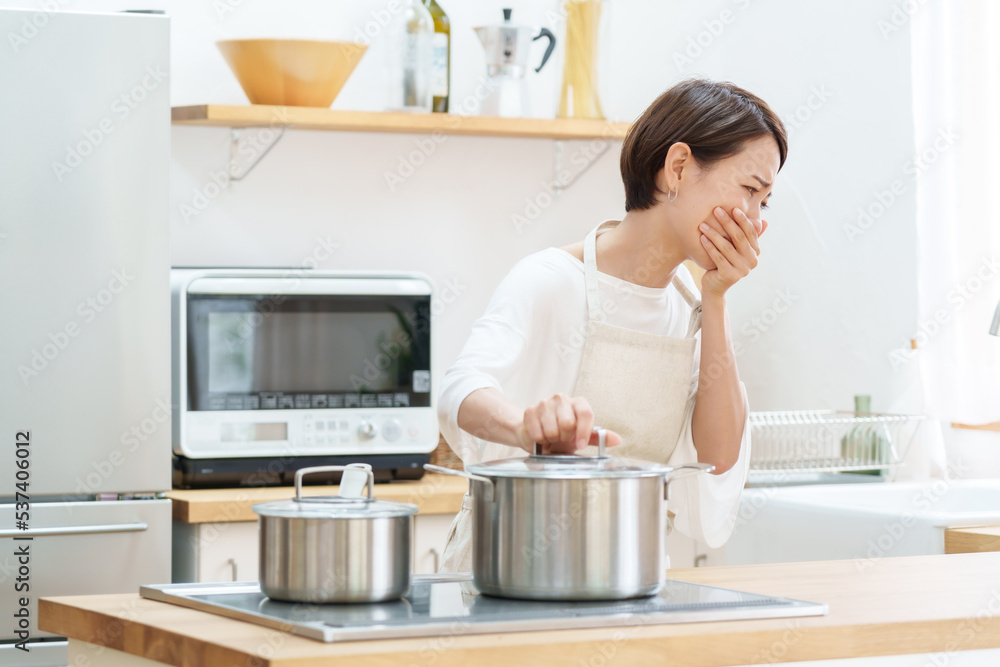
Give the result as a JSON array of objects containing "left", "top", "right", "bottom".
[{"left": 748, "top": 410, "right": 925, "bottom": 480}]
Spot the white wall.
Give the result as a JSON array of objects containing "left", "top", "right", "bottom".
[{"left": 18, "top": 1, "right": 927, "bottom": 416}]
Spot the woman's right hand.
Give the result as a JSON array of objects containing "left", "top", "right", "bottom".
[{"left": 521, "top": 394, "right": 622, "bottom": 454}]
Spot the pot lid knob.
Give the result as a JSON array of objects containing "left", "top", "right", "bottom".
[{"left": 533, "top": 426, "right": 607, "bottom": 458}]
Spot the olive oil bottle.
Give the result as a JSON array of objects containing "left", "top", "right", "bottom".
[{"left": 424, "top": 0, "right": 450, "bottom": 112}]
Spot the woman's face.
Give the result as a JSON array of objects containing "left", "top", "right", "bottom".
[{"left": 663, "top": 135, "right": 781, "bottom": 270}]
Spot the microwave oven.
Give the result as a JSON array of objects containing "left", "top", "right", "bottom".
[{"left": 170, "top": 268, "right": 437, "bottom": 488}]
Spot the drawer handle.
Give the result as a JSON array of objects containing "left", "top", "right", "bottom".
[
  {"left": 429, "top": 548, "right": 440, "bottom": 573},
  {"left": 228, "top": 558, "right": 238, "bottom": 581},
  {"left": 0, "top": 521, "right": 148, "bottom": 538}
]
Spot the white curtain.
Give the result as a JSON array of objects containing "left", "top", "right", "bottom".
[{"left": 912, "top": 1, "right": 1000, "bottom": 426}]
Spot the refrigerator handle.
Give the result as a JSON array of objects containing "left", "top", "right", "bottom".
[{"left": 0, "top": 521, "right": 148, "bottom": 538}]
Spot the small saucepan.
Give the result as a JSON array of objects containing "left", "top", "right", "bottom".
[{"left": 253, "top": 465, "right": 418, "bottom": 603}]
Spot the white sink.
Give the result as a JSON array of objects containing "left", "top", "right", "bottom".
[{"left": 724, "top": 479, "right": 1000, "bottom": 566}]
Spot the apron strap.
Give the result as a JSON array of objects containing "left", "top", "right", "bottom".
[
  {"left": 583, "top": 221, "right": 616, "bottom": 322},
  {"left": 585, "top": 221, "right": 702, "bottom": 338},
  {"left": 670, "top": 275, "right": 703, "bottom": 338}
]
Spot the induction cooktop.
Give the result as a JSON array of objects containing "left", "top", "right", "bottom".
[{"left": 140, "top": 574, "right": 826, "bottom": 643}]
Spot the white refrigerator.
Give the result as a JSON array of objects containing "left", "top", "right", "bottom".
[{"left": 0, "top": 9, "right": 171, "bottom": 665}]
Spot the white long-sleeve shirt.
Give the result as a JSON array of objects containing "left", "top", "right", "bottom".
[{"left": 437, "top": 246, "right": 751, "bottom": 548}]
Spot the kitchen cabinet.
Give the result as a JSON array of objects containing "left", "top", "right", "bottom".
[
  {"left": 167, "top": 473, "right": 466, "bottom": 583},
  {"left": 413, "top": 513, "right": 455, "bottom": 574},
  {"left": 667, "top": 530, "right": 696, "bottom": 568},
  {"left": 666, "top": 530, "right": 726, "bottom": 569},
  {"left": 694, "top": 540, "right": 728, "bottom": 568},
  {"left": 172, "top": 520, "right": 257, "bottom": 583}
]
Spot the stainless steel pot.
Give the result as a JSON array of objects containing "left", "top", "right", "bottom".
[
  {"left": 426, "top": 429, "right": 712, "bottom": 601},
  {"left": 253, "top": 465, "right": 418, "bottom": 603}
]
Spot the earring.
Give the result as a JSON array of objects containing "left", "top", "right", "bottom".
[{"left": 667, "top": 187, "right": 678, "bottom": 203}]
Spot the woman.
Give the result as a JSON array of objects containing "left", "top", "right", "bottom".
[{"left": 437, "top": 78, "right": 787, "bottom": 572}]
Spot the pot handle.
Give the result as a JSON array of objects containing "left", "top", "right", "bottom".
[
  {"left": 424, "top": 464, "right": 495, "bottom": 503},
  {"left": 295, "top": 465, "right": 374, "bottom": 501},
  {"left": 663, "top": 462, "right": 715, "bottom": 501},
  {"left": 533, "top": 426, "right": 608, "bottom": 457}
]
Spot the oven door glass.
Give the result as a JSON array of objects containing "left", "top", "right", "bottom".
[{"left": 186, "top": 293, "right": 431, "bottom": 411}]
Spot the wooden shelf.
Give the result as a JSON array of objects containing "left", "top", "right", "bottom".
[{"left": 172, "top": 104, "right": 633, "bottom": 140}]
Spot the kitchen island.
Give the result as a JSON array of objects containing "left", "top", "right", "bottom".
[{"left": 40, "top": 552, "right": 1000, "bottom": 666}]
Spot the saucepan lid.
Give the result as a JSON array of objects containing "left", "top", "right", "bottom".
[
  {"left": 466, "top": 428, "right": 682, "bottom": 480},
  {"left": 253, "top": 465, "right": 418, "bottom": 519}
]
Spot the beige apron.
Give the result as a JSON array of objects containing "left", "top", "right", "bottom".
[{"left": 439, "top": 220, "right": 702, "bottom": 573}]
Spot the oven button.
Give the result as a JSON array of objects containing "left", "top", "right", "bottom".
[
  {"left": 383, "top": 419, "right": 402, "bottom": 442},
  {"left": 407, "top": 424, "right": 420, "bottom": 438},
  {"left": 357, "top": 420, "right": 377, "bottom": 441}
]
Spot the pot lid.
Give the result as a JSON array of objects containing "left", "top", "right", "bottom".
[
  {"left": 253, "top": 495, "right": 418, "bottom": 519},
  {"left": 466, "top": 428, "right": 679, "bottom": 479},
  {"left": 252, "top": 464, "right": 418, "bottom": 519},
  {"left": 467, "top": 453, "right": 678, "bottom": 479}
]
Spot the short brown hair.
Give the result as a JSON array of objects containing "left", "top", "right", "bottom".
[{"left": 620, "top": 79, "right": 788, "bottom": 212}]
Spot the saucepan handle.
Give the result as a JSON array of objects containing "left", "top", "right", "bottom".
[
  {"left": 663, "top": 463, "right": 715, "bottom": 501},
  {"left": 295, "top": 465, "right": 374, "bottom": 501},
  {"left": 424, "top": 464, "right": 495, "bottom": 503}
]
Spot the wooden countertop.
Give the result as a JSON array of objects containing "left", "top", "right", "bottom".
[
  {"left": 946, "top": 525, "right": 1000, "bottom": 553},
  {"left": 166, "top": 473, "right": 467, "bottom": 523},
  {"left": 40, "top": 553, "right": 1000, "bottom": 666}
]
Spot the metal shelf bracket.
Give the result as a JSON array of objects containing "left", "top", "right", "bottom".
[
  {"left": 552, "top": 137, "right": 616, "bottom": 196},
  {"left": 219, "top": 125, "right": 617, "bottom": 189},
  {"left": 228, "top": 127, "right": 286, "bottom": 182}
]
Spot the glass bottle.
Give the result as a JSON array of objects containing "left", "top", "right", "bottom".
[
  {"left": 387, "top": 0, "right": 433, "bottom": 112},
  {"left": 423, "top": 0, "right": 450, "bottom": 112}
]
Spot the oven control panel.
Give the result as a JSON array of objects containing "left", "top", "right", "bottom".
[{"left": 174, "top": 408, "right": 437, "bottom": 459}]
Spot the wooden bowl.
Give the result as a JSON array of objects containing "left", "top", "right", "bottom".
[{"left": 216, "top": 38, "right": 367, "bottom": 108}]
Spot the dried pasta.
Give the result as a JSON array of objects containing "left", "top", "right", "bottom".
[{"left": 558, "top": 0, "right": 604, "bottom": 119}]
